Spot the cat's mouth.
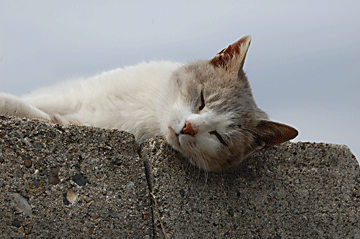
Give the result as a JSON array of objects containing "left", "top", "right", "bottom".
[{"left": 168, "top": 125, "right": 198, "bottom": 151}]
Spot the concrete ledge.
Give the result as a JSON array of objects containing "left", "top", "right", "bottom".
[
  {"left": 1, "top": 116, "right": 360, "bottom": 238},
  {"left": 0, "top": 116, "right": 152, "bottom": 238},
  {"left": 141, "top": 138, "right": 360, "bottom": 238}
]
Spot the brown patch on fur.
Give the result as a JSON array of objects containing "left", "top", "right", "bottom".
[{"left": 210, "top": 36, "right": 248, "bottom": 68}]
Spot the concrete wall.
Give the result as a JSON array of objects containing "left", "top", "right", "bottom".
[{"left": 1, "top": 116, "right": 359, "bottom": 238}]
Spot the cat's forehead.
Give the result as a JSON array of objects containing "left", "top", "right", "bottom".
[
  {"left": 172, "top": 62, "right": 208, "bottom": 84},
  {"left": 175, "top": 61, "right": 243, "bottom": 87},
  {"left": 173, "top": 61, "right": 258, "bottom": 125},
  {"left": 177, "top": 61, "right": 250, "bottom": 97}
]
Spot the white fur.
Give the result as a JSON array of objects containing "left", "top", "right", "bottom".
[{"left": 2, "top": 61, "right": 182, "bottom": 142}]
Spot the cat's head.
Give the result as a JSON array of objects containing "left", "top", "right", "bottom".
[{"left": 158, "top": 35, "right": 298, "bottom": 172}]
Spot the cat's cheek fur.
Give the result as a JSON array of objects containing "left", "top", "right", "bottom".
[{"left": 194, "top": 134, "right": 220, "bottom": 157}]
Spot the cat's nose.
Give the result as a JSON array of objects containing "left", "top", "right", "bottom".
[{"left": 181, "top": 121, "right": 197, "bottom": 136}]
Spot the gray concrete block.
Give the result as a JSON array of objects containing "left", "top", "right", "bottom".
[
  {"left": 0, "top": 116, "right": 152, "bottom": 238},
  {"left": 141, "top": 137, "right": 360, "bottom": 238},
  {"left": 1, "top": 115, "right": 360, "bottom": 239}
]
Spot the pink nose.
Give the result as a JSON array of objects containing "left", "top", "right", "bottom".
[{"left": 181, "top": 121, "right": 197, "bottom": 136}]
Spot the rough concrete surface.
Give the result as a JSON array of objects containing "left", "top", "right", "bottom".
[
  {"left": 1, "top": 116, "right": 360, "bottom": 239},
  {"left": 0, "top": 116, "right": 152, "bottom": 238},
  {"left": 141, "top": 137, "right": 360, "bottom": 238}
]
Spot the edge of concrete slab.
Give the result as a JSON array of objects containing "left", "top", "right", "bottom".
[{"left": 1, "top": 116, "right": 359, "bottom": 238}]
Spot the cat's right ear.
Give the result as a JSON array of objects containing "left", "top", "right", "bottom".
[
  {"left": 254, "top": 120, "right": 298, "bottom": 148},
  {"left": 242, "top": 120, "right": 298, "bottom": 159},
  {"left": 209, "top": 35, "right": 251, "bottom": 73}
]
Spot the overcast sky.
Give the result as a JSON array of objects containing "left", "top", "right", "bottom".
[{"left": 1, "top": 1, "right": 359, "bottom": 162}]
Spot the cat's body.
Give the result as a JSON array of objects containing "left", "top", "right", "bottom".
[
  {"left": 2, "top": 61, "right": 181, "bottom": 142},
  {"left": 0, "top": 35, "right": 298, "bottom": 171}
]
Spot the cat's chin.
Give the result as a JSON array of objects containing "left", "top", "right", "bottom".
[
  {"left": 165, "top": 126, "right": 193, "bottom": 154},
  {"left": 166, "top": 125, "right": 197, "bottom": 149},
  {"left": 165, "top": 125, "right": 223, "bottom": 171}
]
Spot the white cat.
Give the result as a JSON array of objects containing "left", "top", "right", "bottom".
[{"left": 0, "top": 35, "right": 298, "bottom": 171}]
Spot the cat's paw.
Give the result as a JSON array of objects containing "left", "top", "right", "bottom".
[
  {"left": 0, "top": 93, "right": 20, "bottom": 116},
  {"left": 0, "top": 93, "right": 51, "bottom": 120}
]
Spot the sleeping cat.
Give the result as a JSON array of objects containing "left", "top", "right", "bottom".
[{"left": 0, "top": 35, "right": 298, "bottom": 171}]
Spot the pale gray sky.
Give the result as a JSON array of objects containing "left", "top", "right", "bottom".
[{"left": 1, "top": 1, "right": 359, "bottom": 161}]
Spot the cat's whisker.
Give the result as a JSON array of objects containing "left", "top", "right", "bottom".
[{"left": 202, "top": 171, "right": 209, "bottom": 189}]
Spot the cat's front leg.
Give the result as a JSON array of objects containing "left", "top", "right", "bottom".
[{"left": 0, "top": 93, "right": 51, "bottom": 121}]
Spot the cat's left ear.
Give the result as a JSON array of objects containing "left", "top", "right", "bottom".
[
  {"left": 210, "top": 35, "right": 251, "bottom": 72},
  {"left": 254, "top": 120, "right": 298, "bottom": 147}
]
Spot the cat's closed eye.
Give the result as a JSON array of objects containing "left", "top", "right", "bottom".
[
  {"left": 198, "top": 91, "right": 205, "bottom": 112},
  {"left": 209, "top": 130, "right": 228, "bottom": 146}
]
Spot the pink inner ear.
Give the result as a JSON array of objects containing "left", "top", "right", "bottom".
[{"left": 210, "top": 37, "right": 247, "bottom": 68}]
